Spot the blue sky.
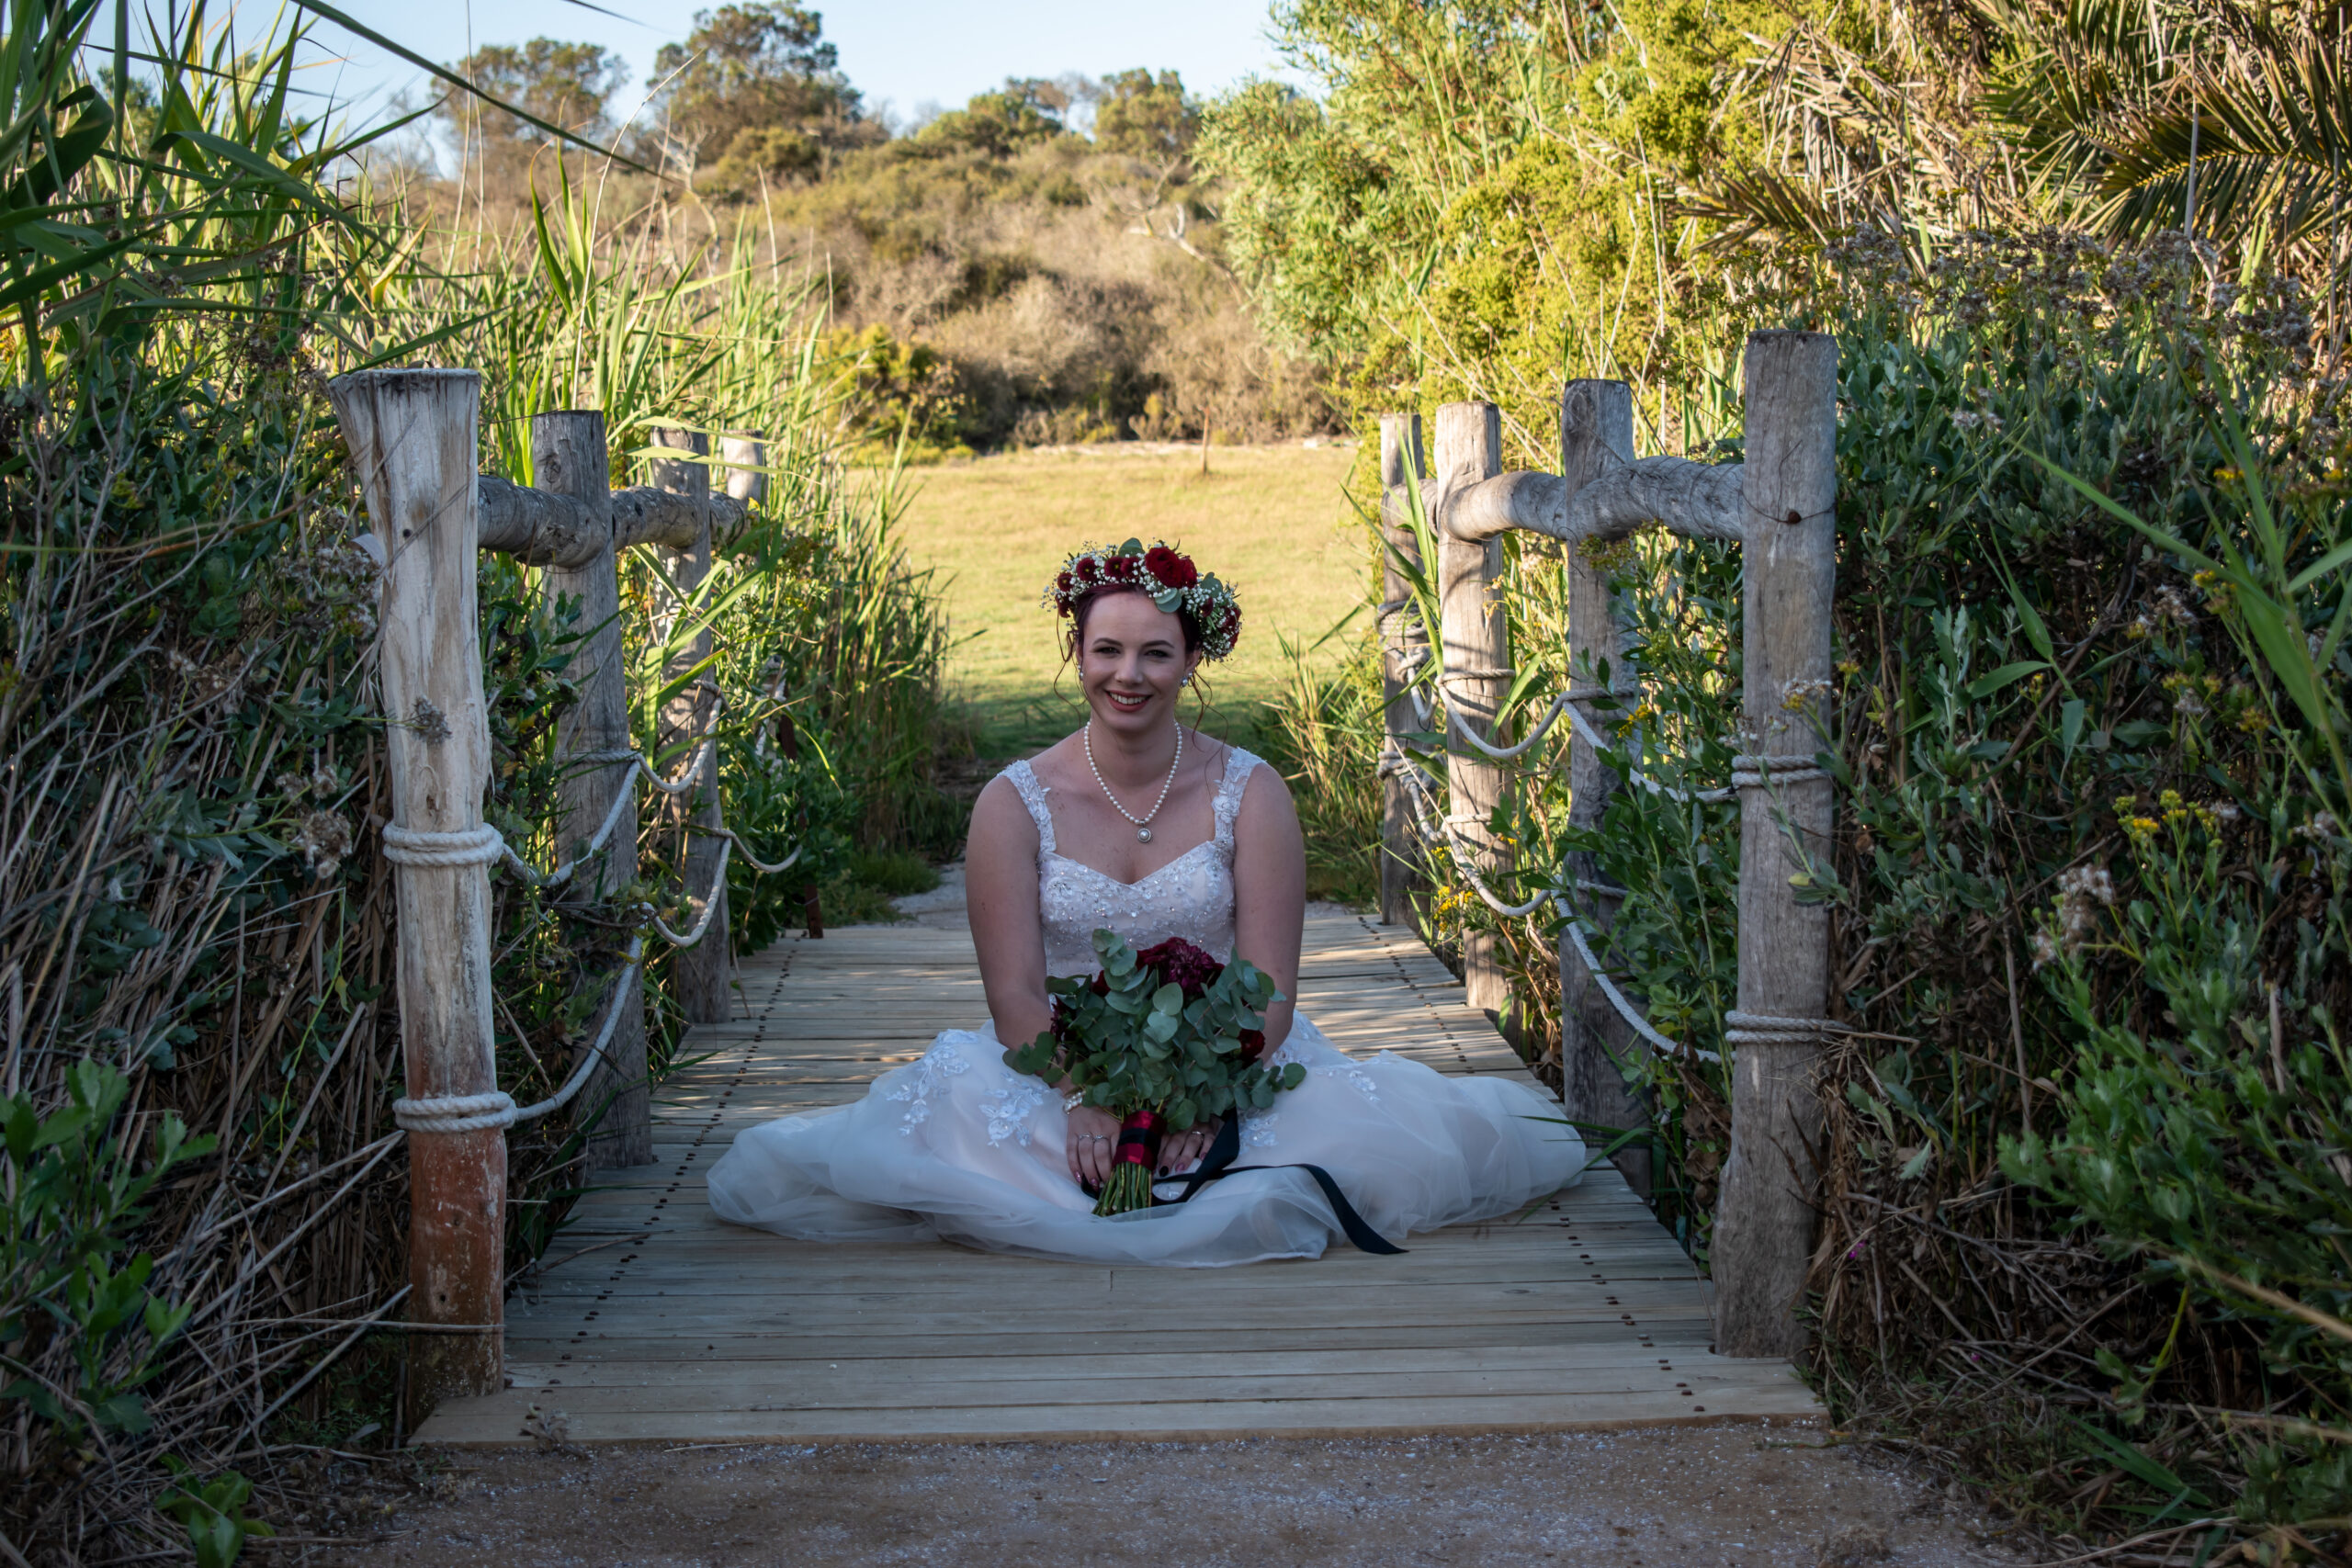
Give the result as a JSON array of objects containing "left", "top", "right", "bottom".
[{"left": 294, "top": 0, "right": 1297, "bottom": 132}]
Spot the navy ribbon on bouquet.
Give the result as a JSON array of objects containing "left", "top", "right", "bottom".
[{"left": 1159, "top": 1114, "right": 1407, "bottom": 1256}]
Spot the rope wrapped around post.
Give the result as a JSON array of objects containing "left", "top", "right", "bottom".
[{"left": 392, "top": 938, "right": 646, "bottom": 1134}]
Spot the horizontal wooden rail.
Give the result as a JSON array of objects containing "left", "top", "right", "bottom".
[
  {"left": 478, "top": 474, "right": 749, "bottom": 564},
  {"left": 1440, "top": 457, "right": 1747, "bottom": 546}
]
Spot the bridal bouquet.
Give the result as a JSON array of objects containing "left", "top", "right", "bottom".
[{"left": 1004, "top": 929, "right": 1305, "bottom": 1215}]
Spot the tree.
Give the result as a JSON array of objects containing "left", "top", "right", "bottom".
[
  {"left": 437, "top": 39, "right": 625, "bottom": 150},
  {"left": 1094, "top": 69, "right": 1195, "bottom": 167},
  {"left": 909, "top": 78, "right": 1068, "bottom": 159},
  {"left": 647, "top": 3, "right": 870, "bottom": 173}
]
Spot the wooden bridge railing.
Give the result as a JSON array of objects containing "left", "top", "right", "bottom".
[
  {"left": 328, "top": 369, "right": 783, "bottom": 1408},
  {"left": 1378, "top": 329, "right": 1838, "bottom": 1358}
]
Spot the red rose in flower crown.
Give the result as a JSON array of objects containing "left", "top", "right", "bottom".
[
  {"left": 1141, "top": 546, "right": 1198, "bottom": 590},
  {"left": 1043, "top": 538, "right": 1241, "bottom": 661}
]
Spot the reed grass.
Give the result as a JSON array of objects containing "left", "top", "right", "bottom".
[{"left": 0, "top": 8, "right": 961, "bottom": 1559}]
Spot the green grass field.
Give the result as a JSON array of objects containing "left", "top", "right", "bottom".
[{"left": 889, "top": 443, "right": 1373, "bottom": 755}]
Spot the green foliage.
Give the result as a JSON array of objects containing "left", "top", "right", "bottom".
[
  {"left": 158, "top": 1461, "right": 273, "bottom": 1568},
  {"left": 1003, "top": 930, "right": 1297, "bottom": 1133},
  {"left": 0, "top": 5, "right": 961, "bottom": 1557},
  {"left": 647, "top": 2, "right": 873, "bottom": 171},
  {"left": 437, "top": 39, "right": 625, "bottom": 147},
  {"left": 1093, "top": 70, "right": 1196, "bottom": 165},
  {"left": 0, "top": 1064, "right": 212, "bottom": 1446},
  {"left": 820, "top": 322, "right": 967, "bottom": 454},
  {"left": 911, "top": 78, "right": 1069, "bottom": 160},
  {"left": 1996, "top": 415, "right": 2352, "bottom": 1529}
]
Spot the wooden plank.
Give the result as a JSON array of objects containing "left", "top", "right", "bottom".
[{"left": 419, "top": 910, "right": 1814, "bottom": 1448}]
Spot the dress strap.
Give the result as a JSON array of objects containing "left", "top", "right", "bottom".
[
  {"left": 1211, "top": 747, "right": 1262, "bottom": 855},
  {"left": 1003, "top": 760, "right": 1056, "bottom": 855}
]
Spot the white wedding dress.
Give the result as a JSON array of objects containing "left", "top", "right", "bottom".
[{"left": 707, "top": 750, "right": 1583, "bottom": 1265}]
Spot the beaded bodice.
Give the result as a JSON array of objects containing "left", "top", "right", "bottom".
[{"left": 1004, "top": 749, "right": 1261, "bottom": 978}]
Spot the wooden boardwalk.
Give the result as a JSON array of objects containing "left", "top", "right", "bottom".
[{"left": 416, "top": 911, "right": 1818, "bottom": 1444}]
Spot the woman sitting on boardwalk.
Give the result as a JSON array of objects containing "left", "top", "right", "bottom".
[{"left": 707, "top": 541, "right": 1581, "bottom": 1263}]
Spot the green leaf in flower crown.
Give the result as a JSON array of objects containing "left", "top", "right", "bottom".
[{"left": 1152, "top": 588, "right": 1184, "bottom": 613}]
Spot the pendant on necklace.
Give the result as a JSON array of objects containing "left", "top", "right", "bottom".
[{"left": 1136, "top": 827, "right": 1154, "bottom": 843}]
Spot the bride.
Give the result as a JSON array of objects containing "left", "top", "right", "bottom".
[{"left": 707, "top": 539, "right": 1582, "bottom": 1264}]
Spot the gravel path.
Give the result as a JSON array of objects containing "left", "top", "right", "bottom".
[{"left": 324, "top": 1428, "right": 2033, "bottom": 1567}]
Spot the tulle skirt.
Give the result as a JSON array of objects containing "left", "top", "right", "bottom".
[{"left": 706, "top": 1016, "right": 1585, "bottom": 1267}]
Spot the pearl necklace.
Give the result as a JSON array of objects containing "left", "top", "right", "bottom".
[{"left": 1084, "top": 718, "right": 1182, "bottom": 843}]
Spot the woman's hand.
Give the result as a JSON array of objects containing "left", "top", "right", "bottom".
[
  {"left": 1156, "top": 1118, "right": 1220, "bottom": 1179},
  {"left": 1066, "top": 1104, "right": 1121, "bottom": 1190}
]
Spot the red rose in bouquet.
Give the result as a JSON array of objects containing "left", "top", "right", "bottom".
[{"left": 1005, "top": 930, "right": 1305, "bottom": 1215}]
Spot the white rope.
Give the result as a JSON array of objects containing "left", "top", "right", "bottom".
[
  {"left": 1557, "top": 705, "right": 1739, "bottom": 805},
  {"left": 636, "top": 736, "right": 715, "bottom": 797},
  {"left": 715, "top": 827, "right": 802, "bottom": 876},
  {"left": 392, "top": 939, "right": 645, "bottom": 1134},
  {"left": 1556, "top": 907, "right": 1723, "bottom": 1064},
  {"left": 1450, "top": 682, "right": 1636, "bottom": 762},
  {"left": 1379, "top": 746, "right": 1554, "bottom": 917},
  {"left": 391, "top": 1089, "right": 516, "bottom": 1134},
  {"left": 645, "top": 838, "right": 733, "bottom": 947},
  {"left": 1727, "top": 753, "right": 1833, "bottom": 789},
  {"left": 380, "top": 823, "right": 506, "bottom": 867},
  {"left": 1723, "top": 1010, "right": 1849, "bottom": 1044},
  {"left": 511, "top": 940, "right": 644, "bottom": 1123}
]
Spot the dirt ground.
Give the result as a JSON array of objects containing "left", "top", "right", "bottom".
[{"left": 313, "top": 1426, "right": 2038, "bottom": 1568}]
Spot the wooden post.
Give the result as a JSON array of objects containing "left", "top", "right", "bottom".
[
  {"left": 536, "top": 411, "right": 652, "bottom": 1169},
  {"left": 650, "top": 427, "right": 730, "bottom": 1026},
  {"left": 1434, "top": 401, "right": 1513, "bottom": 1021},
  {"left": 1377, "top": 412, "right": 1428, "bottom": 929},
  {"left": 1713, "top": 329, "right": 1840, "bottom": 1358},
  {"left": 720, "top": 429, "right": 767, "bottom": 506},
  {"left": 326, "top": 368, "right": 504, "bottom": 1406},
  {"left": 1555, "top": 378, "right": 1650, "bottom": 1195}
]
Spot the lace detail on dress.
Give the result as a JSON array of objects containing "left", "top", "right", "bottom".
[
  {"left": 1009, "top": 748, "right": 1266, "bottom": 978},
  {"left": 1242, "top": 1111, "right": 1281, "bottom": 1148},
  {"left": 1320, "top": 1063, "right": 1383, "bottom": 1105},
  {"left": 1211, "top": 748, "right": 1254, "bottom": 852},
  {"left": 981, "top": 1076, "right": 1049, "bottom": 1147},
  {"left": 885, "top": 1041, "right": 970, "bottom": 1134},
  {"left": 1005, "top": 760, "right": 1056, "bottom": 854}
]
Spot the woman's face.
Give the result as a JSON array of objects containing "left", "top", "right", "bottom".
[{"left": 1075, "top": 591, "right": 1201, "bottom": 735}]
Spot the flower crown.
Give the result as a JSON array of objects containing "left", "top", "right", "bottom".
[{"left": 1044, "top": 538, "right": 1241, "bottom": 662}]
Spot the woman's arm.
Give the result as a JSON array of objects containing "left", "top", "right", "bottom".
[
  {"left": 1157, "top": 761, "right": 1307, "bottom": 1181},
  {"left": 967, "top": 773, "right": 1124, "bottom": 1190},
  {"left": 1228, "top": 762, "right": 1307, "bottom": 1053},
  {"left": 966, "top": 774, "right": 1053, "bottom": 1052}
]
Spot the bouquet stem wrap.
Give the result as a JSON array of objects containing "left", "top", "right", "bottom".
[{"left": 1095, "top": 1111, "right": 1161, "bottom": 1216}]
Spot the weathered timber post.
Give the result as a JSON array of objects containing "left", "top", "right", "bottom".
[
  {"left": 720, "top": 430, "right": 768, "bottom": 506},
  {"left": 650, "top": 427, "right": 730, "bottom": 1025},
  {"left": 1434, "top": 401, "right": 1513, "bottom": 1020},
  {"left": 1555, "top": 378, "right": 1650, "bottom": 1194},
  {"left": 1713, "top": 329, "right": 1840, "bottom": 1358},
  {"left": 1377, "top": 412, "right": 1428, "bottom": 929},
  {"left": 536, "top": 411, "right": 652, "bottom": 1169},
  {"left": 327, "top": 368, "right": 504, "bottom": 1404}
]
